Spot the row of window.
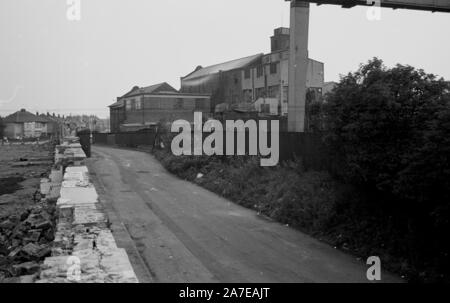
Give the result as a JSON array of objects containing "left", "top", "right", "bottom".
[
  {"left": 125, "top": 99, "right": 143, "bottom": 111},
  {"left": 245, "top": 85, "right": 284, "bottom": 99},
  {"left": 24, "top": 122, "right": 46, "bottom": 129},
  {"left": 125, "top": 98, "right": 207, "bottom": 111},
  {"left": 244, "top": 63, "right": 278, "bottom": 79}
]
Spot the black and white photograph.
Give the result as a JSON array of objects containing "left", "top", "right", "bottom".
[{"left": 0, "top": 0, "right": 449, "bottom": 292}]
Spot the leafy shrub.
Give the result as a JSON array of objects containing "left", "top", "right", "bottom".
[{"left": 324, "top": 58, "right": 450, "bottom": 282}]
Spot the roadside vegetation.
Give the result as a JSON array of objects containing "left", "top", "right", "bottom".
[
  {"left": 151, "top": 58, "right": 450, "bottom": 283},
  {"left": 0, "top": 116, "right": 4, "bottom": 140}
]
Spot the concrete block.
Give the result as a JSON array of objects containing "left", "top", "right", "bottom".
[
  {"left": 73, "top": 206, "right": 107, "bottom": 226},
  {"left": 49, "top": 168, "right": 63, "bottom": 183},
  {"left": 73, "top": 228, "right": 117, "bottom": 252},
  {"left": 47, "top": 184, "right": 61, "bottom": 202},
  {"left": 58, "top": 187, "right": 98, "bottom": 206},
  {"left": 63, "top": 171, "right": 87, "bottom": 182},
  {"left": 40, "top": 179, "right": 51, "bottom": 196},
  {"left": 61, "top": 180, "right": 91, "bottom": 188},
  {"left": 66, "top": 166, "right": 89, "bottom": 174}
]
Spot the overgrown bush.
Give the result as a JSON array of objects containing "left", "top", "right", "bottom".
[
  {"left": 323, "top": 58, "right": 450, "bottom": 282},
  {"left": 0, "top": 116, "right": 4, "bottom": 139}
]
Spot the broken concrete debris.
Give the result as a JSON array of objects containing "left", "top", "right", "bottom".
[
  {"left": 0, "top": 142, "right": 59, "bottom": 282},
  {"left": 1, "top": 136, "right": 138, "bottom": 283},
  {"left": 34, "top": 137, "right": 138, "bottom": 283}
]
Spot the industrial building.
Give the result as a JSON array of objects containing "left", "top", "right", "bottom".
[{"left": 180, "top": 27, "right": 324, "bottom": 115}]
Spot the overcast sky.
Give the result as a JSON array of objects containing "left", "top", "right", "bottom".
[{"left": 1, "top": 0, "right": 449, "bottom": 118}]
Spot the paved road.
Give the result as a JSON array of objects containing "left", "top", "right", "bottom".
[{"left": 87, "top": 145, "right": 401, "bottom": 283}]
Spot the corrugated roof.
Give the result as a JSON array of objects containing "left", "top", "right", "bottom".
[
  {"left": 3, "top": 109, "right": 49, "bottom": 123},
  {"left": 183, "top": 54, "right": 263, "bottom": 81}
]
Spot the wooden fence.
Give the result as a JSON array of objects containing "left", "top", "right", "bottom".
[{"left": 93, "top": 129, "right": 333, "bottom": 171}]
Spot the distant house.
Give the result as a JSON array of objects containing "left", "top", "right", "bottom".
[
  {"left": 2, "top": 109, "right": 49, "bottom": 139},
  {"left": 109, "top": 82, "right": 211, "bottom": 132},
  {"left": 39, "top": 113, "right": 63, "bottom": 138}
]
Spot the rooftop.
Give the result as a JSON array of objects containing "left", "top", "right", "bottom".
[
  {"left": 182, "top": 53, "right": 263, "bottom": 81},
  {"left": 109, "top": 82, "right": 178, "bottom": 107},
  {"left": 108, "top": 82, "right": 210, "bottom": 108},
  {"left": 122, "top": 82, "right": 178, "bottom": 98},
  {"left": 3, "top": 109, "right": 50, "bottom": 123}
]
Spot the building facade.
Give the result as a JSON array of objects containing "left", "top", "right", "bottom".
[
  {"left": 180, "top": 27, "right": 324, "bottom": 115},
  {"left": 180, "top": 54, "right": 263, "bottom": 111},
  {"left": 2, "top": 109, "right": 49, "bottom": 139},
  {"left": 242, "top": 27, "right": 324, "bottom": 116},
  {"left": 109, "top": 82, "right": 211, "bottom": 132}
]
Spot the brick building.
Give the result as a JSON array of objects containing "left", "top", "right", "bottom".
[{"left": 109, "top": 82, "right": 210, "bottom": 132}]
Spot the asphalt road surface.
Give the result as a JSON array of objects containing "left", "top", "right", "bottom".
[{"left": 87, "top": 145, "right": 401, "bottom": 283}]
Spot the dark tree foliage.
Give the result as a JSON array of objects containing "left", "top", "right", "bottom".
[
  {"left": 324, "top": 58, "right": 450, "bottom": 281},
  {"left": 325, "top": 58, "right": 450, "bottom": 206},
  {"left": 0, "top": 116, "right": 4, "bottom": 139}
]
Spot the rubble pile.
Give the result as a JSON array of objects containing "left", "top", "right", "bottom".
[
  {"left": 0, "top": 201, "right": 56, "bottom": 282},
  {"left": 0, "top": 143, "right": 58, "bottom": 283},
  {"left": 35, "top": 137, "right": 139, "bottom": 283}
]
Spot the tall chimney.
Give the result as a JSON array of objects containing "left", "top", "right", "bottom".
[{"left": 288, "top": 1, "right": 309, "bottom": 132}]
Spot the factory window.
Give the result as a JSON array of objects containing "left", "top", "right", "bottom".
[
  {"left": 261, "top": 104, "right": 270, "bottom": 114},
  {"left": 256, "top": 65, "right": 263, "bottom": 78},
  {"left": 283, "top": 86, "right": 288, "bottom": 103},
  {"left": 244, "top": 68, "right": 251, "bottom": 79},
  {"left": 255, "top": 87, "right": 266, "bottom": 99},
  {"left": 126, "top": 99, "right": 132, "bottom": 111},
  {"left": 268, "top": 85, "right": 280, "bottom": 98},
  {"left": 270, "top": 63, "right": 277, "bottom": 74},
  {"left": 135, "top": 99, "right": 142, "bottom": 110},
  {"left": 243, "top": 89, "right": 253, "bottom": 102}
]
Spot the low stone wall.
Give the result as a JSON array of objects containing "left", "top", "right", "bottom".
[{"left": 36, "top": 137, "right": 139, "bottom": 283}]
